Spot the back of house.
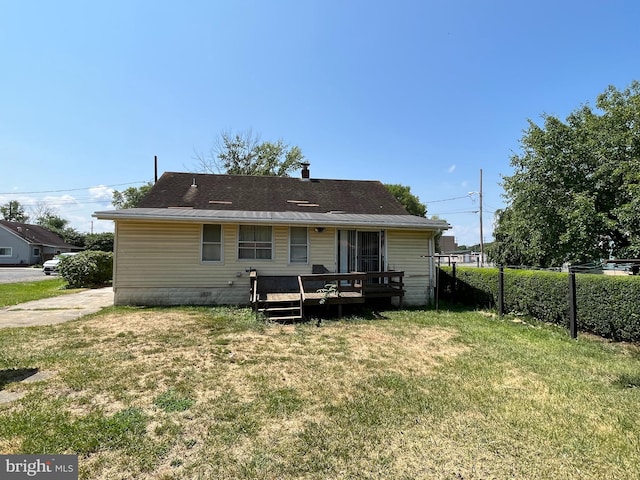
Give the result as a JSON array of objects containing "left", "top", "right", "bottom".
[{"left": 94, "top": 168, "right": 449, "bottom": 307}]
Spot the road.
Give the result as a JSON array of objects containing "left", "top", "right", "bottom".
[{"left": 0, "top": 267, "right": 51, "bottom": 284}]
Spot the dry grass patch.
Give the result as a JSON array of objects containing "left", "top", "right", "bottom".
[{"left": 1, "top": 306, "right": 639, "bottom": 479}]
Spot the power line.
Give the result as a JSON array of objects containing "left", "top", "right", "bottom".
[
  {"left": 431, "top": 210, "right": 480, "bottom": 215},
  {"left": 13, "top": 199, "right": 113, "bottom": 208},
  {"left": 425, "top": 194, "right": 474, "bottom": 203},
  {"left": 0, "top": 181, "right": 148, "bottom": 196}
]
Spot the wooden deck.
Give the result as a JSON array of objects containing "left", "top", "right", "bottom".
[{"left": 250, "top": 271, "right": 404, "bottom": 320}]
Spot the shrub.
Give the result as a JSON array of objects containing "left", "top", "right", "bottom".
[
  {"left": 440, "top": 266, "right": 640, "bottom": 341},
  {"left": 439, "top": 266, "right": 498, "bottom": 308},
  {"left": 576, "top": 275, "right": 640, "bottom": 341},
  {"left": 58, "top": 250, "right": 113, "bottom": 288}
]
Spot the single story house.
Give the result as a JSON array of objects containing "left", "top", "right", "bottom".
[
  {"left": 93, "top": 166, "right": 450, "bottom": 308},
  {"left": 0, "top": 220, "right": 80, "bottom": 266},
  {"left": 436, "top": 249, "right": 484, "bottom": 266}
]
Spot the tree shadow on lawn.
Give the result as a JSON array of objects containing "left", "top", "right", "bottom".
[{"left": 0, "top": 368, "right": 39, "bottom": 390}]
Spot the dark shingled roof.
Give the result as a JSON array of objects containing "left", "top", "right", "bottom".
[
  {"left": 138, "top": 172, "right": 411, "bottom": 215},
  {"left": 0, "top": 220, "right": 78, "bottom": 248}
]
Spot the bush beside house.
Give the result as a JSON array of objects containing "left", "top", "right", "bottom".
[
  {"left": 59, "top": 250, "right": 113, "bottom": 288},
  {"left": 440, "top": 267, "right": 640, "bottom": 342}
]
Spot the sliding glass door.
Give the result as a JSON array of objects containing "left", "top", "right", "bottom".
[{"left": 337, "top": 230, "right": 385, "bottom": 273}]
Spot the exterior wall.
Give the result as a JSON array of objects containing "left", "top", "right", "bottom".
[
  {"left": 112, "top": 220, "right": 435, "bottom": 307},
  {"left": 112, "top": 221, "right": 339, "bottom": 306},
  {"left": 0, "top": 228, "right": 73, "bottom": 265},
  {"left": 0, "top": 228, "right": 31, "bottom": 265},
  {"left": 386, "top": 229, "right": 432, "bottom": 306},
  {"left": 439, "top": 235, "right": 457, "bottom": 253}
]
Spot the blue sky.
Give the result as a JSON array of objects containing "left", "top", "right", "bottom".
[{"left": 1, "top": 0, "right": 639, "bottom": 246}]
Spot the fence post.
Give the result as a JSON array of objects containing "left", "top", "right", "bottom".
[
  {"left": 498, "top": 266, "right": 504, "bottom": 317},
  {"left": 568, "top": 271, "right": 578, "bottom": 339},
  {"left": 452, "top": 262, "right": 457, "bottom": 304},
  {"left": 435, "top": 265, "right": 440, "bottom": 312}
]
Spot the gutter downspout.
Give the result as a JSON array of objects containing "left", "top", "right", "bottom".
[{"left": 428, "top": 232, "right": 435, "bottom": 305}]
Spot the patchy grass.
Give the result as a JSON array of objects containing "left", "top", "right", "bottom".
[
  {"left": 0, "top": 279, "right": 83, "bottom": 307},
  {"left": 0, "top": 306, "right": 639, "bottom": 479}
]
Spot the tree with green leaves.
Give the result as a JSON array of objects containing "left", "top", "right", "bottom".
[
  {"left": 490, "top": 81, "right": 640, "bottom": 267},
  {"left": 0, "top": 200, "right": 29, "bottom": 222},
  {"left": 84, "top": 232, "right": 114, "bottom": 252},
  {"left": 385, "top": 184, "right": 427, "bottom": 217},
  {"left": 195, "top": 129, "right": 305, "bottom": 176},
  {"left": 112, "top": 183, "right": 153, "bottom": 209},
  {"left": 34, "top": 213, "right": 84, "bottom": 247},
  {"left": 36, "top": 213, "right": 69, "bottom": 233}
]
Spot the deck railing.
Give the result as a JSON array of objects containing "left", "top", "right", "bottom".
[
  {"left": 251, "top": 270, "right": 405, "bottom": 312},
  {"left": 298, "top": 272, "right": 366, "bottom": 303}
]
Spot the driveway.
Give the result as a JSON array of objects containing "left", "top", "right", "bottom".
[
  {"left": 0, "top": 287, "right": 114, "bottom": 328},
  {"left": 0, "top": 267, "right": 50, "bottom": 284}
]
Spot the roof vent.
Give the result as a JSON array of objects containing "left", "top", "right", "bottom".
[
  {"left": 300, "top": 162, "right": 310, "bottom": 180},
  {"left": 191, "top": 177, "right": 197, "bottom": 188}
]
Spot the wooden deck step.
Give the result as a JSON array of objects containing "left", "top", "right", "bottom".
[
  {"left": 258, "top": 306, "right": 301, "bottom": 313},
  {"left": 260, "top": 299, "right": 302, "bottom": 322},
  {"left": 268, "top": 315, "right": 303, "bottom": 321}
]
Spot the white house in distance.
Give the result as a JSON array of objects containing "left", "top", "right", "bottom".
[{"left": 94, "top": 165, "right": 450, "bottom": 309}]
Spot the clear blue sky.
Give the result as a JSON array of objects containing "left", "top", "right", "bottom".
[{"left": 1, "top": 0, "right": 639, "bottom": 246}]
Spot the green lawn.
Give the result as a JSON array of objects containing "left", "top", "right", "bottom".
[
  {"left": 0, "top": 306, "right": 638, "bottom": 479},
  {"left": 0, "top": 278, "right": 83, "bottom": 307}
]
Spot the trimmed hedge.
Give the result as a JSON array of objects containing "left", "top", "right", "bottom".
[
  {"left": 576, "top": 275, "right": 640, "bottom": 341},
  {"left": 58, "top": 250, "right": 113, "bottom": 288},
  {"left": 440, "top": 266, "right": 640, "bottom": 342}
]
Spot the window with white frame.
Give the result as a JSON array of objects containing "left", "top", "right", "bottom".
[
  {"left": 202, "top": 224, "right": 222, "bottom": 262},
  {"left": 289, "top": 227, "right": 308, "bottom": 263},
  {"left": 238, "top": 225, "right": 272, "bottom": 260},
  {"left": 0, "top": 247, "right": 11, "bottom": 257}
]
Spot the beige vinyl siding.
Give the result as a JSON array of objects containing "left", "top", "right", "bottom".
[
  {"left": 113, "top": 221, "right": 339, "bottom": 305},
  {"left": 233, "top": 226, "right": 336, "bottom": 275},
  {"left": 386, "top": 229, "right": 432, "bottom": 306},
  {"left": 113, "top": 221, "right": 433, "bottom": 306},
  {"left": 309, "top": 227, "right": 336, "bottom": 271}
]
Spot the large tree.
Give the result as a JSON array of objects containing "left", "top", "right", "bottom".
[
  {"left": 385, "top": 184, "right": 427, "bottom": 217},
  {"left": 36, "top": 213, "right": 69, "bottom": 233},
  {"left": 34, "top": 212, "right": 85, "bottom": 247},
  {"left": 490, "top": 81, "right": 640, "bottom": 267},
  {"left": 0, "top": 200, "right": 29, "bottom": 222},
  {"left": 112, "top": 183, "right": 153, "bottom": 209},
  {"left": 195, "top": 129, "right": 305, "bottom": 176}
]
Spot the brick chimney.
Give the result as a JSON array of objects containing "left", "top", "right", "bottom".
[{"left": 300, "top": 162, "right": 310, "bottom": 179}]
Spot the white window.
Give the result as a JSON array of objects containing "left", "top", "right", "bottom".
[
  {"left": 0, "top": 247, "right": 11, "bottom": 257},
  {"left": 33, "top": 248, "right": 40, "bottom": 256},
  {"left": 202, "top": 224, "right": 222, "bottom": 262},
  {"left": 238, "top": 225, "right": 272, "bottom": 260},
  {"left": 289, "top": 227, "right": 308, "bottom": 264}
]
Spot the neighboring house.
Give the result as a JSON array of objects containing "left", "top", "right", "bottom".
[
  {"left": 436, "top": 249, "right": 484, "bottom": 266},
  {"left": 93, "top": 166, "right": 450, "bottom": 307},
  {"left": 0, "top": 220, "right": 80, "bottom": 266},
  {"left": 439, "top": 235, "right": 457, "bottom": 253}
]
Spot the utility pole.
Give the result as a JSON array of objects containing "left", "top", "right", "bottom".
[{"left": 479, "top": 169, "right": 484, "bottom": 267}]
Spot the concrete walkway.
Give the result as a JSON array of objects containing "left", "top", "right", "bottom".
[{"left": 0, "top": 287, "right": 114, "bottom": 328}]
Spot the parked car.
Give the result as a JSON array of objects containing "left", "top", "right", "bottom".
[{"left": 43, "top": 252, "right": 79, "bottom": 275}]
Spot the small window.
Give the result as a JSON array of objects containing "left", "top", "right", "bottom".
[
  {"left": 202, "top": 224, "right": 222, "bottom": 262},
  {"left": 289, "top": 227, "right": 308, "bottom": 264},
  {"left": 238, "top": 225, "right": 272, "bottom": 260},
  {"left": 0, "top": 247, "right": 11, "bottom": 257},
  {"left": 33, "top": 248, "right": 40, "bottom": 256}
]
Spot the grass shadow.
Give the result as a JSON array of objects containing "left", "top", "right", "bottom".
[{"left": 0, "top": 367, "right": 39, "bottom": 390}]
